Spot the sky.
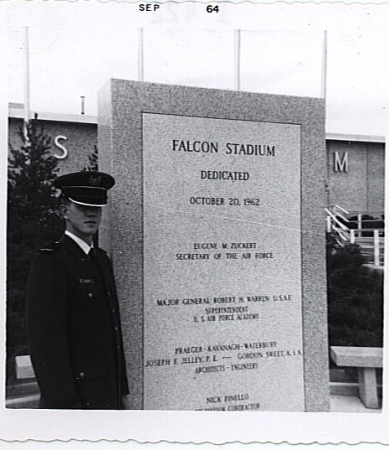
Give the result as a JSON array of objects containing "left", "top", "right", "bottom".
[{"left": 3, "top": 1, "right": 389, "bottom": 136}]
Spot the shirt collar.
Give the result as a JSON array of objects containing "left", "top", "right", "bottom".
[{"left": 65, "top": 230, "right": 93, "bottom": 255}]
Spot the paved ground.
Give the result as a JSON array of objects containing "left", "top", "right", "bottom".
[{"left": 330, "top": 395, "right": 382, "bottom": 413}]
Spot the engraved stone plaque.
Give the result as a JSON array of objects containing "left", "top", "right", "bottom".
[{"left": 142, "top": 114, "right": 303, "bottom": 411}]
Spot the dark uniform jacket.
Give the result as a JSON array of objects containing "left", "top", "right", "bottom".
[{"left": 26, "top": 234, "right": 129, "bottom": 409}]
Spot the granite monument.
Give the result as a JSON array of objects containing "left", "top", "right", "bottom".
[{"left": 98, "top": 80, "right": 329, "bottom": 411}]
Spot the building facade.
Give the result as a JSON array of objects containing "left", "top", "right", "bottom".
[
  {"left": 8, "top": 104, "right": 97, "bottom": 175},
  {"left": 326, "top": 134, "right": 385, "bottom": 215}
]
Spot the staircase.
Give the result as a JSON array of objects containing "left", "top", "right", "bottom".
[{"left": 325, "top": 205, "right": 385, "bottom": 268}]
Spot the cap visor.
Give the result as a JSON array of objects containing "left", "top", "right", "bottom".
[{"left": 68, "top": 197, "right": 105, "bottom": 207}]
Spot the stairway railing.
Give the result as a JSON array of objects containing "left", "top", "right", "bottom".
[{"left": 325, "top": 205, "right": 385, "bottom": 267}]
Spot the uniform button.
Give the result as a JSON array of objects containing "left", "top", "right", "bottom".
[
  {"left": 88, "top": 292, "right": 93, "bottom": 298},
  {"left": 112, "top": 308, "right": 116, "bottom": 313},
  {"left": 86, "top": 402, "right": 91, "bottom": 406},
  {"left": 79, "top": 372, "right": 85, "bottom": 379},
  {"left": 115, "top": 326, "right": 118, "bottom": 331}
]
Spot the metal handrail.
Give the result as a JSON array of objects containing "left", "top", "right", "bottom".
[
  {"left": 334, "top": 205, "right": 349, "bottom": 215},
  {"left": 325, "top": 208, "right": 349, "bottom": 231},
  {"left": 326, "top": 206, "right": 385, "bottom": 267}
]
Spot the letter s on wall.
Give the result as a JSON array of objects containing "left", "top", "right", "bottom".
[{"left": 54, "top": 135, "right": 68, "bottom": 159}]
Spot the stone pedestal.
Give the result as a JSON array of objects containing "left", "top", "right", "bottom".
[{"left": 98, "top": 80, "right": 329, "bottom": 411}]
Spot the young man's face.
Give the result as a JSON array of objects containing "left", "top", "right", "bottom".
[{"left": 61, "top": 201, "right": 102, "bottom": 243}]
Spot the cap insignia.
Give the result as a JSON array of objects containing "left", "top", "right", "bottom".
[{"left": 89, "top": 174, "right": 103, "bottom": 187}]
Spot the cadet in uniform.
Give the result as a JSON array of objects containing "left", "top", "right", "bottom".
[{"left": 26, "top": 171, "right": 129, "bottom": 409}]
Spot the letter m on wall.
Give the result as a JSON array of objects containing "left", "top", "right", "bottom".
[{"left": 334, "top": 151, "right": 348, "bottom": 172}]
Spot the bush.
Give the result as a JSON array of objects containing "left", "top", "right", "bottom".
[
  {"left": 7, "top": 119, "right": 99, "bottom": 384},
  {"left": 7, "top": 119, "right": 63, "bottom": 384},
  {"left": 327, "top": 233, "right": 383, "bottom": 347}
]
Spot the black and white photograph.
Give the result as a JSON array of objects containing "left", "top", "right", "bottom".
[{"left": 0, "top": 0, "right": 388, "bottom": 444}]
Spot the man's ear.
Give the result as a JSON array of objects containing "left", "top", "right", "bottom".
[{"left": 60, "top": 203, "right": 69, "bottom": 220}]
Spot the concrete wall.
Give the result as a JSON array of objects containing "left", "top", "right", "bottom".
[
  {"left": 8, "top": 117, "right": 97, "bottom": 175},
  {"left": 367, "top": 143, "right": 386, "bottom": 214},
  {"left": 326, "top": 140, "right": 385, "bottom": 215}
]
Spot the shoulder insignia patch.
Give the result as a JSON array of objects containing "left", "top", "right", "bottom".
[{"left": 39, "top": 242, "right": 62, "bottom": 254}]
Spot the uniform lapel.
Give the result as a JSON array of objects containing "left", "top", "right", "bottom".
[
  {"left": 93, "top": 249, "right": 113, "bottom": 290},
  {"left": 59, "top": 234, "right": 101, "bottom": 281}
]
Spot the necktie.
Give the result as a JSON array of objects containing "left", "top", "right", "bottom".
[
  {"left": 88, "top": 248, "right": 106, "bottom": 286},
  {"left": 89, "top": 248, "right": 101, "bottom": 273}
]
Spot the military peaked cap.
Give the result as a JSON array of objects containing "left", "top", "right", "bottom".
[{"left": 54, "top": 171, "right": 115, "bottom": 207}]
